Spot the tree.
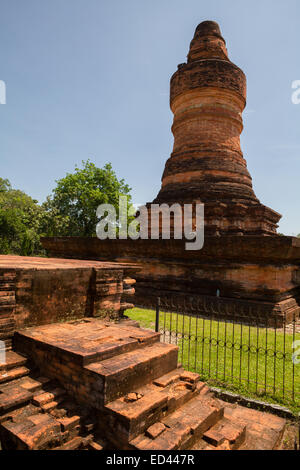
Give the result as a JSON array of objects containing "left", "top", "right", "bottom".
[
  {"left": 0, "top": 181, "right": 43, "bottom": 255},
  {"left": 0, "top": 161, "right": 132, "bottom": 255},
  {"left": 0, "top": 178, "right": 11, "bottom": 192},
  {"left": 42, "top": 160, "right": 133, "bottom": 237}
]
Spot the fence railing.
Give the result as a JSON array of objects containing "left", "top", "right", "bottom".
[{"left": 153, "top": 296, "right": 300, "bottom": 410}]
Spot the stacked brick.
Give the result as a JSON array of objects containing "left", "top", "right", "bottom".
[
  {"left": 150, "top": 21, "right": 281, "bottom": 236},
  {"left": 0, "top": 318, "right": 286, "bottom": 450},
  {"left": 0, "top": 269, "right": 16, "bottom": 350},
  {"left": 0, "top": 256, "right": 137, "bottom": 344}
]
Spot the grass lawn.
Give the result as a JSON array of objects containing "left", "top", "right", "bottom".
[{"left": 126, "top": 307, "right": 300, "bottom": 414}]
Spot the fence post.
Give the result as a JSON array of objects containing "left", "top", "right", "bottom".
[{"left": 155, "top": 297, "right": 160, "bottom": 333}]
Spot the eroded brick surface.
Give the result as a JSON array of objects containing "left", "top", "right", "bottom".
[
  {"left": 41, "top": 20, "right": 300, "bottom": 326},
  {"left": 151, "top": 20, "right": 280, "bottom": 238},
  {"left": 0, "top": 318, "right": 286, "bottom": 450},
  {"left": 0, "top": 255, "right": 137, "bottom": 344}
]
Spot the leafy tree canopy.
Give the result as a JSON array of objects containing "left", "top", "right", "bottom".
[
  {"left": 0, "top": 161, "right": 132, "bottom": 255},
  {"left": 42, "top": 160, "right": 132, "bottom": 237},
  {"left": 0, "top": 178, "right": 11, "bottom": 192},
  {"left": 0, "top": 180, "right": 43, "bottom": 255}
]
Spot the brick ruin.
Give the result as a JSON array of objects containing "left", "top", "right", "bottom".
[
  {"left": 0, "top": 256, "right": 286, "bottom": 450},
  {"left": 42, "top": 21, "right": 300, "bottom": 325},
  {"left": 151, "top": 20, "right": 281, "bottom": 236},
  {"left": 0, "top": 21, "right": 297, "bottom": 451},
  {"left": 0, "top": 255, "right": 136, "bottom": 350}
]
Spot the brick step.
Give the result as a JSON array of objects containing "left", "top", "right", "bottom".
[
  {"left": 104, "top": 369, "right": 207, "bottom": 444},
  {"left": 0, "top": 300, "right": 14, "bottom": 308},
  {"left": 0, "top": 319, "right": 15, "bottom": 336},
  {"left": 0, "top": 384, "right": 33, "bottom": 416},
  {"left": 0, "top": 317, "right": 15, "bottom": 327},
  {"left": 0, "top": 376, "right": 55, "bottom": 418},
  {"left": 0, "top": 378, "right": 95, "bottom": 450},
  {"left": 202, "top": 416, "right": 246, "bottom": 450},
  {"left": 223, "top": 403, "right": 286, "bottom": 450},
  {"left": 57, "top": 414, "right": 80, "bottom": 432},
  {"left": 1, "top": 375, "right": 52, "bottom": 394},
  {"left": 130, "top": 394, "right": 224, "bottom": 450},
  {"left": 0, "top": 351, "right": 27, "bottom": 372},
  {"left": 191, "top": 439, "right": 232, "bottom": 450},
  {"left": 85, "top": 342, "right": 179, "bottom": 404},
  {"left": 52, "top": 436, "right": 84, "bottom": 451},
  {"left": 0, "top": 284, "right": 15, "bottom": 291},
  {"left": 0, "top": 366, "right": 29, "bottom": 385},
  {"left": 0, "top": 316, "right": 15, "bottom": 326},
  {"left": 1, "top": 402, "right": 42, "bottom": 424},
  {"left": 2, "top": 409, "right": 95, "bottom": 450},
  {"left": 16, "top": 376, "right": 53, "bottom": 394},
  {"left": 0, "top": 411, "right": 63, "bottom": 450},
  {"left": 0, "top": 293, "right": 15, "bottom": 305},
  {"left": 32, "top": 388, "right": 67, "bottom": 409},
  {"left": 190, "top": 401, "right": 287, "bottom": 451},
  {"left": 0, "top": 289, "right": 15, "bottom": 295},
  {"left": 0, "top": 318, "right": 15, "bottom": 335},
  {"left": 0, "top": 288, "right": 15, "bottom": 295},
  {"left": 52, "top": 434, "right": 93, "bottom": 451},
  {"left": 0, "top": 327, "right": 15, "bottom": 338},
  {"left": 88, "top": 439, "right": 104, "bottom": 451},
  {"left": 14, "top": 322, "right": 161, "bottom": 367},
  {"left": 0, "top": 303, "right": 15, "bottom": 311},
  {"left": 46, "top": 397, "right": 79, "bottom": 419}
]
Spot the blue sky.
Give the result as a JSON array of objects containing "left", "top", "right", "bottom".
[{"left": 0, "top": 0, "right": 299, "bottom": 235}]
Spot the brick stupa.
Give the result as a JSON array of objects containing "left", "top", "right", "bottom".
[
  {"left": 42, "top": 21, "right": 300, "bottom": 325},
  {"left": 151, "top": 20, "right": 281, "bottom": 236}
]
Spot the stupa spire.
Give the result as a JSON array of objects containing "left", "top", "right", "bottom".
[
  {"left": 150, "top": 21, "right": 281, "bottom": 236},
  {"left": 188, "top": 20, "right": 229, "bottom": 62}
]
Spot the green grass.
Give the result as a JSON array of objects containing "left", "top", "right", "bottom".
[{"left": 126, "top": 307, "right": 300, "bottom": 414}]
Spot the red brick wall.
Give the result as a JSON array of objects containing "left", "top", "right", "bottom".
[{"left": 0, "top": 258, "right": 136, "bottom": 346}]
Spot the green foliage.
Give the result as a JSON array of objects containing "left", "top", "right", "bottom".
[
  {"left": 0, "top": 161, "right": 133, "bottom": 255},
  {"left": 39, "top": 196, "right": 70, "bottom": 238},
  {"left": 43, "top": 160, "right": 132, "bottom": 237},
  {"left": 0, "top": 178, "right": 11, "bottom": 192},
  {"left": 0, "top": 182, "right": 44, "bottom": 255}
]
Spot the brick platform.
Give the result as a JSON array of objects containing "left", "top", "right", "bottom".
[
  {"left": 0, "top": 318, "right": 286, "bottom": 450},
  {"left": 0, "top": 255, "right": 137, "bottom": 346}
]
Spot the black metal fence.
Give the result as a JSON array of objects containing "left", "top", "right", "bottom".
[{"left": 153, "top": 297, "right": 300, "bottom": 410}]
